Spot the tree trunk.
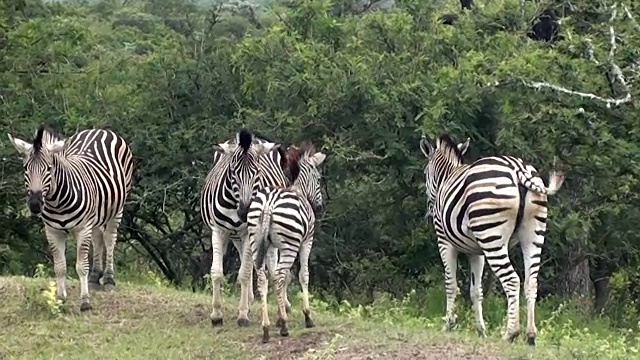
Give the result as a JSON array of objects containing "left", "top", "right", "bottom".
[
  {"left": 591, "top": 258, "right": 613, "bottom": 316},
  {"left": 557, "top": 241, "right": 593, "bottom": 314}
]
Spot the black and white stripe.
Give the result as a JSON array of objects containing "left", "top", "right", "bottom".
[
  {"left": 419, "top": 134, "right": 564, "bottom": 346},
  {"left": 199, "top": 128, "right": 290, "bottom": 327},
  {"left": 246, "top": 143, "right": 326, "bottom": 342},
  {"left": 8, "top": 125, "right": 134, "bottom": 311}
]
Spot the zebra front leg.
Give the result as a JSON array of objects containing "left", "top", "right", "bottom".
[
  {"left": 89, "top": 228, "right": 105, "bottom": 291},
  {"left": 485, "top": 245, "right": 521, "bottom": 342},
  {"left": 236, "top": 238, "right": 253, "bottom": 327},
  {"left": 102, "top": 212, "right": 123, "bottom": 292},
  {"left": 45, "top": 226, "right": 68, "bottom": 302},
  {"left": 258, "top": 266, "right": 271, "bottom": 343},
  {"left": 298, "top": 241, "right": 314, "bottom": 328},
  {"left": 75, "top": 227, "right": 93, "bottom": 311},
  {"left": 210, "top": 227, "right": 230, "bottom": 326},
  {"left": 468, "top": 254, "right": 487, "bottom": 337},
  {"left": 438, "top": 241, "right": 459, "bottom": 331}
]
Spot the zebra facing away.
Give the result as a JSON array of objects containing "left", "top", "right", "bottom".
[
  {"left": 200, "top": 128, "right": 292, "bottom": 327},
  {"left": 419, "top": 134, "right": 564, "bottom": 346},
  {"left": 244, "top": 142, "right": 326, "bottom": 343},
  {"left": 7, "top": 126, "right": 134, "bottom": 311}
]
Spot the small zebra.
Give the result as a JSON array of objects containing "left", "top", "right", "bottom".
[
  {"left": 419, "top": 134, "right": 564, "bottom": 346},
  {"left": 200, "top": 128, "right": 290, "bottom": 327},
  {"left": 8, "top": 126, "right": 134, "bottom": 311},
  {"left": 246, "top": 142, "right": 326, "bottom": 342}
]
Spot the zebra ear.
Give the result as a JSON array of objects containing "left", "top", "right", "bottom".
[
  {"left": 7, "top": 134, "right": 33, "bottom": 156},
  {"left": 254, "top": 142, "right": 279, "bottom": 157},
  {"left": 46, "top": 139, "right": 66, "bottom": 154},
  {"left": 419, "top": 136, "right": 434, "bottom": 158},
  {"left": 457, "top": 137, "right": 470, "bottom": 155},
  {"left": 309, "top": 152, "right": 326, "bottom": 167},
  {"left": 213, "top": 143, "right": 236, "bottom": 154}
]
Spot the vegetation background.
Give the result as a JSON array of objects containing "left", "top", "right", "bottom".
[{"left": 2, "top": 0, "right": 640, "bottom": 358}]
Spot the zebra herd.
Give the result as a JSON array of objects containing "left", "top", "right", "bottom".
[{"left": 7, "top": 125, "right": 563, "bottom": 346}]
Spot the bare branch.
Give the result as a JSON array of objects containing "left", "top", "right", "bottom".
[{"left": 521, "top": 3, "right": 633, "bottom": 108}]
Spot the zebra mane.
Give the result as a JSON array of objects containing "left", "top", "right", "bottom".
[
  {"left": 32, "top": 125, "right": 64, "bottom": 153},
  {"left": 238, "top": 128, "right": 253, "bottom": 152},
  {"left": 285, "top": 141, "right": 317, "bottom": 182},
  {"left": 437, "top": 133, "right": 464, "bottom": 162}
]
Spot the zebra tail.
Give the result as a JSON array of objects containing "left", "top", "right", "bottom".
[
  {"left": 516, "top": 169, "right": 565, "bottom": 196},
  {"left": 253, "top": 208, "right": 273, "bottom": 270},
  {"left": 545, "top": 170, "right": 565, "bottom": 196}
]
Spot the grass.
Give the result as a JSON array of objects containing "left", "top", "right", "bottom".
[{"left": 0, "top": 275, "right": 638, "bottom": 360}]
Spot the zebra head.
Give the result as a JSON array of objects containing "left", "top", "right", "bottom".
[
  {"left": 419, "top": 134, "right": 470, "bottom": 211},
  {"left": 288, "top": 142, "right": 327, "bottom": 213},
  {"left": 213, "top": 128, "right": 280, "bottom": 222},
  {"left": 7, "top": 126, "right": 66, "bottom": 215}
]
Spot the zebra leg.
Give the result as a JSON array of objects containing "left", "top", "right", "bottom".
[
  {"left": 103, "top": 213, "right": 123, "bottom": 292},
  {"left": 266, "top": 247, "right": 290, "bottom": 314},
  {"left": 298, "top": 241, "right": 314, "bottom": 328},
  {"left": 275, "top": 266, "right": 290, "bottom": 337},
  {"left": 74, "top": 227, "right": 93, "bottom": 312},
  {"left": 258, "top": 266, "right": 271, "bottom": 343},
  {"left": 485, "top": 245, "right": 521, "bottom": 342},
  {"left": 210, "top": 227, "right": 230, "bottom": 326},
  {"left": 438, "top": 241, "right": 459, "bottom": 331},
  {"left": 518, "top": 206, "right": 547, "bottom": 347},
  {"left": 468, "top": 254, "right": 487, "bottom": 337},
  {"left": 89, "top": 228, "right": 104, "bottom": 291},
  {"left": 45, "top": 226, "right": 68, "bottom": 302},
  {"left": 236, "top": 237, "right": 253, "bottom": 327}
]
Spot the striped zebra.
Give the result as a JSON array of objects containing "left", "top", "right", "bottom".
[
  {"left": 7, "top": 125, "right": 134, "bottom": 311},
  {"left": 245, "top": 142, "right": 326, "bottom": 342},
  {"left": 200, "top": 128, "right": 292, "bottom": 327},
  {"left": 419, "top": 134, "right": 564, "bottom": 346}
]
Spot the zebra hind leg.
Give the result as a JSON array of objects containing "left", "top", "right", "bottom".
[
  {"left": 517, "top": 200, "right": 548, "bottom": 347},
  {"left": 437, "top": 241, "right": 459, "bottom": 331},
  {"left": 484, "top": 244, "right": 521, "bottom": 342},
  {"left": 468, "top": 254, "right": 487, "bottom": 337},
  {"left": 298, "top": 242, "right": 315, "bottom": 328},
  {"left": 258, "top": 267, "right": 271, "bottom": 343},
  {"left": 89, "top": 228, "right": 105, "bottom": 291},
  {"left": 103, "top": 214, "right": 123, "bottom": 292}
]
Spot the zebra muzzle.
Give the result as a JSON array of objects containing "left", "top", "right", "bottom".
[
  {"left": 237, "top": 204, "right": 249, "bottom": 222},
  {"left": 28, "top": 191, "right": 44, "bottom": 215}
]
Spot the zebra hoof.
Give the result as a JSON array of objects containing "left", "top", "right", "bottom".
[
  {"left": 211, "top": 318, "right": 224, "bottom": 327},
  {"left": 262, "top": 327, "right": 270, "bottom": 343},
  {"left": 279, "top": 325, "right": 289, "bottom": 337},
  {"left": 80, "top": 301, "right": 92, "bottom": 312},
  {"left": 103, "top": 278, "right": 116, "bottom": 292},
  {"left": 237, "top": 318, "right": 250, "bottom": 328},
  {"left": 503, "top": 330, "right": 520, "bottom": 343},
  {"left": 88, "top": 282, "right": 102, "bottom": 291},
  {"left": 303, "top": 312, "right": 315, "bottom": 328},
  {"left": 527, "top": 335, "right": 536, "bottom": 346}
]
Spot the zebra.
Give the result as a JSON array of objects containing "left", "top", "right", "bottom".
[
  {"left": 419, "top": 133, "right": 564, "bottom": 346},
  {"left": 7, "top": 125, "right": 134, "bottom": 311},
  {"left": 200, "top": 128, "right": 292, "bottom": 327},
  {"left": 245, "top": 141, "right": 326, "bottom": 342}
]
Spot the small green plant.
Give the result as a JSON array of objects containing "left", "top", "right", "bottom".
[{"left": 24, "top": 263, "right": 66, "bottom": 317}]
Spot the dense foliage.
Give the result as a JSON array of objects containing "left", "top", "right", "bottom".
[{"left": 2, "top": 0, "right": 640, "bottom": 329}]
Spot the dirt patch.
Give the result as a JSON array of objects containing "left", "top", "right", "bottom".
[
  {"left": 248, "top": 330, "right": 334, "bottom": 360},
  {"left": 332, "top": 344, "right": 503, "bottom": 360}
]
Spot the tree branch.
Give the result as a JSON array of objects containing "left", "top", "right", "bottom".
[{"left": 521, "top": 3, "right": 633, "bottom": 108}]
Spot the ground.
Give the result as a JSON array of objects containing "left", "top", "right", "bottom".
[{"left": 0, "top": 276, "right": 592, "bottom": 359}]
